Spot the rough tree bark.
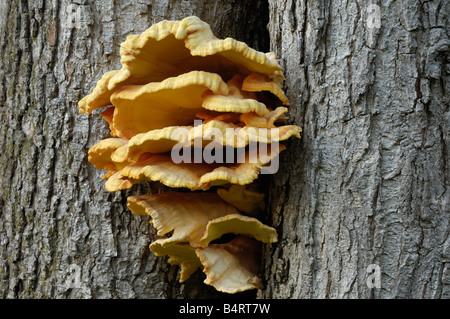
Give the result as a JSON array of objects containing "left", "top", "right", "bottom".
[
  {"left": 0, "top": 0, "right": 448, "bottom": 299},
  {"left": 260, "top": 0, "right": 449, "bottom": 299},
  {"left": 0, "top": 0, "right": 270, "bottom": 299}
]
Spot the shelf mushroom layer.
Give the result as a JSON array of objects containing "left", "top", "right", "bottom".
[
  {"left": 78, "top": 16, "right": 302, "bottom": 294},
  {"left": 78, "top": 16, "right": 283, "bottom": 115},
  {"left": 108, "top": 120, "right": 300, "bottom": 162},
  {"left": 105, "top": 144, "right": 286, "bottom": 191},
  {"left": 128, "top": 192, "right": 277, "bottom": 293},
  {"left": 102, "top": 71, "right": 291, "bottom": 139}
]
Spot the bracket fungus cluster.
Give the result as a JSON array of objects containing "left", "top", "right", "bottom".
[{"left": 79, "top": 16, "right": 301, "bottom": 294}]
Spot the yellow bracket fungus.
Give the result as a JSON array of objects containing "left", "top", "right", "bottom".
[
  {"left": 79, "top": 16, "right": 301, "bottom": 294},
  {"left": 124, "top": 120, "right": 300, "bottom": 161},
  {"left": 79, "top": 16, "right": 281, "bottom": 115},
  {"left": 242, "top": 72, "right": 290, "bottom": 106},
  {"left": 196, "top": 236, "right": 263, "bottom": 293},
  {"left": 103, "top": 144, "right": 285, "bottom": 191},
  {"left": 217, "top": 185, "right": 265, "bottom": 214},
  {"left": 127, "top": 192, "right": 239, "bottom": 247},
  {"left": 110, "top": 71, "right": 229, "bottom": 139},
  {"left": 128, "top": 193, "right": 276, "bottom": 293},
  {"left": 87, "top": 138, "right": 130, "bottom": 179}
]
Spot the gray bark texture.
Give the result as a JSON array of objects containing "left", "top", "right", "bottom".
[
  {"left": 259, "top": 0, "right": 449, "bottom": 299},
  {"left": 0, "top": 0, "right": 448, "bottom": 299}
]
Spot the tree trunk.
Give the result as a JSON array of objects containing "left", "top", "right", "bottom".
[
  {"left": 0, "top": 0, "right": 448, "bottom": 299},
  {"left": 259, "top": 0, "right": 449, "bottom": 299},
  {"left": 0, "top": 0, "right": 269, "bottom": 299}
]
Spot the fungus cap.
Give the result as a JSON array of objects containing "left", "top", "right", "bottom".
[
  {"left": 128, "top": 191, "right": 276, "bottom": 245},
  {"left": 124, "top": 120, "right": 300, "bottom": 162},
  {"left": 217, "top": 185, "right": 265, "bottom": 214},
  {"left": 240, "top": 106, "right": 290, "bottom": 128},
  {"left": 88, "top": 138, "right": 130, "bottom": 178},
  {"left": 200, "top": 214, "right": 278, "bottom": 245},
  {"left": 79, "top": 70, "right": 119, "bottom": 115},
  {"left": 100, "top": 107, "right": 118, "bottom": 137},
  {"left": 110, "top": 71, "right": 228, "bottom": 139},
  {"left": 150, "top": 240, "right": 201, "bottom": 282},
  {"left": 129, "top": 192, "right": 276, "bottom": 291},
  {"left": 196, "top": 236, "right": 263, "bottom": 293},
  {"left": 242, "top": 72, "right": 290, "bottom": 106},
  {"left": 105, "top": 144, "right": 286, "bottom": 191},
  {"left": 127, "top": 192, "right": 238, "bottom": 247},
  {"left": 78, "top": 16, "right": 282, "bottom": 113}
]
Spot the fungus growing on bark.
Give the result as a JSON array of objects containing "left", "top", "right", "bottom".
[
  {"left": 124, "top": 120, "right": 300, "bottom": 161},
  {"left": 110, "top": 71, "right": 229, "bottom": 139},
  {"left": 78, "top": 16, "right": 281, "bottom": 114},
  {"left": 128, "top": 193, "right": 276, "bottom": 292},
  {"left": 87, "top": 138, "right": 130, "bottom": 179},
  {"left": 217, "top": 185, "right": 265, "bottom": 214},
  {"left": 242, "top": 72, "right": 290, "bottom": 106},
  {"left": 105, "top": 144, "right": 285, "bottom": 191},
  {"left": 79, "top": 16, "right": 301, "bottom": 294},
  {"left": 240, "top": 106, "right": 289, "bottom": 128},
  {"left": 100, "top": 107, "right": 119, "bottom": 137},
  {"left": 196, "top": 236, "right": 264, "bottom": 293},
  {"left": 79, "top": 70, "right": 119, "bottom": 115}
]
